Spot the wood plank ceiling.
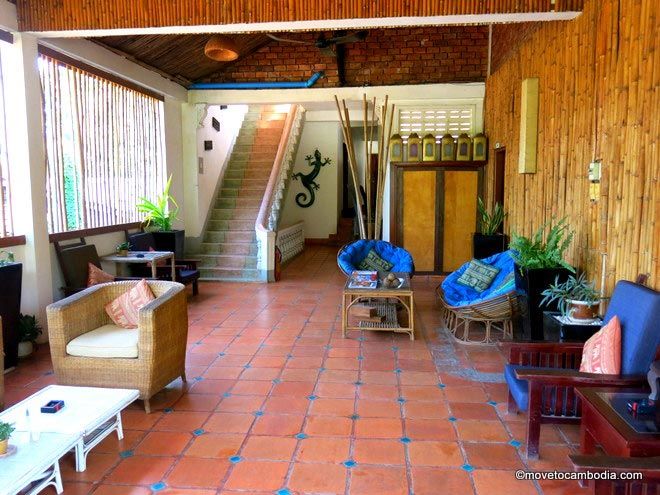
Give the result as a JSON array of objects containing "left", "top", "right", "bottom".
[
  {"left": 17, "top": 0, "right": 584, "bottom": 32},
  {"left": 93, "top": 34, "right": 271, "bottom": 87}
]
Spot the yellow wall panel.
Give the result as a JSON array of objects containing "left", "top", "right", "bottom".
[
  {"left": 402, "top": 170, "right": 436, "bottom": 271},
  {"left": 443, "top": 171, "right": 478, "bottom": 272}
]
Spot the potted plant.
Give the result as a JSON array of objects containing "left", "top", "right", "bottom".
[
  {"left": 0, "top": 250, "right": 22, "bottom": 369},
  {"left": 540, "top": 273, "right": 601, "bottom": 322},
  {"left": 136, "top": 176, "right": 184, "bottom": 258},
  {"left": 17, "top": 313, "right": 42, "bottom": 358},
  {"left": 0, "top": 421, "right": 15, "bottom": 455},
  {"left": 473, "top": 198, "right": 507, "bottom": 259},
  {"left": 115, "top": 241, "right": 131, "bottom": 257},
  {"left": 509, "top": 217, "right": 576, "bottom": 339}
]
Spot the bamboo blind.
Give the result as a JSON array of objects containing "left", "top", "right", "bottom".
[
  {"left": 17, "top": 0, "right": 584, "bottom": 32},
  {"left": 39, "top": 54, "right": 166, "bottom": 234},
  {"left": 0, "top": 45, "right": 12, "bottom": 238},
  {"left": 484, "top": 0, "right": 659, "bottom": 293}
]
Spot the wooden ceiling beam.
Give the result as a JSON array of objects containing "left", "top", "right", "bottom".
[{"left": 17, "top": 0, "right": 583, "bottom": 35}]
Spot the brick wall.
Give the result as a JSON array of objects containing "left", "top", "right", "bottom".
[{"left": 208, "top": 26, "right": 488, "bottom": 86}]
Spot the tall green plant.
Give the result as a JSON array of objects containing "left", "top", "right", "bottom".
[
  {"left": 18, "top": 314, "right": 42, "bottom": 344},
  {"left": 136, "top": 176, "right": 179, "bottom": 231},
  {"left": 477, "top": 198, "right": 507, "bottom": 235},
  {"left": 509, "top": 217, "right": 576, "bottom": 272}
]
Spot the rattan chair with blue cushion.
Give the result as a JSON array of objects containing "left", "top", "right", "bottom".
[{"left": 337, "top": 240, "right": 415, "bottom": 277}]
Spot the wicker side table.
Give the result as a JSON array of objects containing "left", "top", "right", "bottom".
[{"left": 342, "top": 273, "right": 415, "bottom": 340}]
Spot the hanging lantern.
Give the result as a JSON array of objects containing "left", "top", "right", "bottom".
[
  {"left": 407, "top": 133, "right": 421, "bottom": 161},
  {"left": 422, "top": 133, "right": 437, "bottom": 161},
  {"left": 389, "top": 134, "right": 403, "bottom": 162},
  {"left": 456, "top": 133, "right": 472, "bottom": 161},
  {"left": 204, "top": 35, "right": 239, "bottom": 61},
  {"left": 440, "top": 134, "right": 456, "bottom": 161},
  {"left": 473, "top": 133, "right": 488, "bottom": 161}
]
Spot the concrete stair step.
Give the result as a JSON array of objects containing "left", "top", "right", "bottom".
[
  {"left": 198, "top": 254, "right": 258, "bottom": 269},
  {"left": 206, "top": 219, "right": 255, "bottom": 231},
  {"left": 199, "top": 267, "right": 260, "bottom": 281},
  {"left": 200, "top": 242, "right": 258, "bottom": 255},
  {"left": 215, "top": 197, "right": 262, "bottom": 209},
  {"left": 218, "top": 188, "right": 265, "bottom": 198},
  {"left": 204, "top": 231, "right": 256, "bottom": 243},
  {"left": 210, "top": 208, "right": 259, "bottom": 221},
  {"left": 222, "top": 178, "right": 268, "bottom": 189},
  {"left": 224, "top": 168, "right": 272, "bottom": 180}
]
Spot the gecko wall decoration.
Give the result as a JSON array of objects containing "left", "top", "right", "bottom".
[{"left": 291, "top": 149, "right": 331, "bottom": 208}]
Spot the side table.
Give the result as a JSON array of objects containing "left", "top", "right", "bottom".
[{"left": 542, "top": 311, "right": 602, "bottom": 342}]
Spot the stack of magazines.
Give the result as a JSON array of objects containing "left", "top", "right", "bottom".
[{"left": 348, "top": 270, "right": 378, "bottom": 289}]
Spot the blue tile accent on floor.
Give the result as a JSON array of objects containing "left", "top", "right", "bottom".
[
  {"left": 354, "top": 381, "right": 363, "bottom": 386},
  {"left": 437, "top": 383, "right": 446, "bottom": 389},
  {"left": 318, "top": 367, "right": 326, "bottom": 372},
  {"left": 254, "top": 410, "right": 264, "bottom": 416},
  {"left": 196, "top": 341, "right": 202, "bottom": 345},
  {"left": 357, "top": 355, "right": 364, "bottom": 361},
  {"left": 193, "top": 428, "right": 205, "bottom": 436},
  {"left": 272, "top": 378, "right": 281, "bottom": 384},
  {"left": 461, "top": 464, "right": 474, "bottom": 472},
  {"left": 509, "top": 440, "right": 522, "bottom": 448},
  {"left": 399, "top": 437, "right": 411, "bottom": 444},
  {"left": 163, "top": 407, "right": 174, "bottom": 413},
  {"left": 150, "top": 482, "right": 167, "bottom": 492},
  {"left": 358, "top": 337, "right": 366, "bottom": 341},
  {"left": 218, "top": 352, "right": 226, "bottom": 356},
  {"left": 350, "top": 414, "right": 360, "bottom": 420},
  {"left": 448, "top": 416, "right": 457, "bottom": 422},
  {"left": 243, "top": 364, "right": 251, "bottom": 369},
  {"left": 276, "top": 489, "right": 292, "bottom": 495},
  {"left": 119, "top": 450, "right": 134, "bottom": 458},
  {"left": 394, "top": 368, "right": 402, "bottom": 373},
  {"left": 343, "top": 459, "right": 357, "bottom": 468},
  {"left": 391, "top": 346, "right": 399, "bottom": 351},
  {"left": 193, "top": 376, "right": 203, "bottom": 382},
  {"left": 487, "top": 400, "right": 498, "bottom": 406},
  {"left": 223, "top": 392, "right": 232, "bottom": 397},
  {"left": 286, "top": 354, "right": 293, "bottom": 359},
  {"left": 229, "top": 455, "right": 242, "bottom": 463},
  {"left": 44, "top": 371, "right": 54, "bottom": 376},
  {"left": 397, "top": 397, "right": 406, "bottom": 404},
  {"left": 295, "top": 433, "right": 308, "bottom": 440},
  {"left": 307, "top": 395, "right": 318, "bottom": 401},
  {"left": 324, "top": 345, "right": 332, "bottom": 350}
]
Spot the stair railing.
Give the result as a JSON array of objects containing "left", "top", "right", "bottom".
[{"left": 255, "top": 104, "right": 305, "bottom": 281}]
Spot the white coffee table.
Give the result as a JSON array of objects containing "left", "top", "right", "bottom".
[{"left": 0, "top": 385, "right": 139, "bottom": 494}]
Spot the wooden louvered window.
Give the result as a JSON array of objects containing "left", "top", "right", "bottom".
[
  {"left": 38, "top": 48, "right": 166, "bottom": 234},
  {"left": 398, "top": 107, "right": 475, "bottom": 142},
  {"left": 0, "top": 42, "right": 13, "bottom": 237}
]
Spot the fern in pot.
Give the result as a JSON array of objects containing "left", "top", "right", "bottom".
[
  {"left": 17, "top": 313, "right": 42, "bottom": 358},
  {"left": 509, "top": 217, "right": 576, "bottom": 339},
  {"left": 473, "top": 198, "right": 507, "bottom": 259},
  {"left": 541, "top": 273, "right": 601, "bottom": 322},
  {"left": 0, "top": 422, "right": 15, "bottom": 455}
]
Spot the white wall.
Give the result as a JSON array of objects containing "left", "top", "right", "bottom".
[
  {"left": 280, "top": 120, "right": 342, "bottom": 239},
  {"left": 186, "top": 104, "right": 247, "bottom": 240}
]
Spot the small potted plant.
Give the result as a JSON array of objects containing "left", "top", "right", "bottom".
[
  {"left": 136, "top": 176, "right": 184, "bottom": 257},
  {"left": 540, "top": 273, "right": 601, "bottom": 322},
  {"left": 0, "top": 421, "right": 15, "bottom": 455},
  {"left": 509, "top": 217, "right": 576, "bottom": 339},
  {"left": 116, "top": 241, "right": 131, "bottom": 257},
  {"left": 473, "top": 198, "right": 507, "bottom": 259},
  {"left": 17, "top": 313, "right": 42, "bottom": 358}
]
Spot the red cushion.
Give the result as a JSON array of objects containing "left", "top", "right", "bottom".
[
  {"left": 87, "top": 263, "right": 114, "bottom": 287},
  {"left": 105, "top": 280, "right": 155, "bottom": 329},
  {"left": 579, "top": 315, "right": 621, "bottom": 374}
]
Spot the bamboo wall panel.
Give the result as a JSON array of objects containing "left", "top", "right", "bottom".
[
  {"left": 17, "top": 0, "right": 584, "bottom": 32},
  {"left": 484, "top": 0, "right": 659, "bottom": 293}
]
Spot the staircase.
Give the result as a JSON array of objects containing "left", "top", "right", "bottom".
[{"left": 197, "top": 106, "right": 288, "bottom": 281}]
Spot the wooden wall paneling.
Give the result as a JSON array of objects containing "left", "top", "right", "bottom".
[
  {"left": 402, "top": 170, "right": 436, "bottom": 272},
  {"left": 16, "top": 0, "right": 584, "bottom": 32},
  {"left": 485, "top": 0, "right": 659, "bottom": 293},
  {"left": 442, "top": 170, "right": 479, "bottom": 272}
]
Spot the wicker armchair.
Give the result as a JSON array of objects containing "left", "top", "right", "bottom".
[
  {"left": 46, "top": 280, "right": 188, "bottom": 413},
  {"left": 1, "top": 318, "right": 4, "bottom": 411}
]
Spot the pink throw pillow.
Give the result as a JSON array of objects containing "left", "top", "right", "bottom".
[
  {"left": 105, "top": 280, "right": 155, "bottom": 329},
  {"left": 87, "top": 263, "right": 114, "bottom": 286},
  {"left": 579, "top": 316, "right": 621, "bottom": 374}
]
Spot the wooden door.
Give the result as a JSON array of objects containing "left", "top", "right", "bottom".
[
  {"left": 442, "top": 170, "right": 479, "bottom": 272},
  {"left": 402, "top": 170, "right": 436, "bottom": 271}
]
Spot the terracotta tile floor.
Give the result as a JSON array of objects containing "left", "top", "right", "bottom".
[{"left": 4, "top": 246, "right": 587, "bottom": 494}]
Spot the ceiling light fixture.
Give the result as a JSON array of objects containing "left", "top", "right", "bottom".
[{"left": 204, "top": 35, "right": 239, "bottom": 61}]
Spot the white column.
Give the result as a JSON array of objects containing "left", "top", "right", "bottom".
[
  {"left": 181, "top": 102, "right": 200, "bottom": 237},
  {"left": 5, "top": 34, "right": 53, "bottom": 324}
]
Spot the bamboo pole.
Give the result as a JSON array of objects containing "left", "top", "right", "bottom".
[
  {"left": 364, "top": 94, "right": 372, "bottom": 239},
  {"left": 334, "top": 95, "right": 366, "bottom": 239}
]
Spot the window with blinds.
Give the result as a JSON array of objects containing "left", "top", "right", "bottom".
[
  {"left": 398, "top": 107, "right": 475, "bottom": 142},
  {"left": 39, "top": 51, "right": 166, "bottom": 234},
  {"left": 0, "top": 45, "right": 13, "bottom": 237}
]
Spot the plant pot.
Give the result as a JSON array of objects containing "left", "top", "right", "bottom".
[
  {"left": 0, "top": 438, "right": 7, "bottom": 455},
  {"left": 0, "top": 262, "right": 22, "bottom": 370},
  {"left": 567, "top": 300, "right": 600, "bottom": 321},
  {"left": 473, "top": 233, "right": 508, "bottom": 259},
  {"left": 152, "top": 230, "right": 185, "bottom": 259},
  {"left": 514, "top": 264, "right": 571, "bottom": 340},
  {"left": 117, "top": 250, "right": 128, "bottom": 257},
  {"left": 17, "top": 341, "right": 33, "bottom": 358}
]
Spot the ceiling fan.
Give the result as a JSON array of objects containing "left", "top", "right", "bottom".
[{"left": 266, "top": 30, "right": 368, "bottom": 56}]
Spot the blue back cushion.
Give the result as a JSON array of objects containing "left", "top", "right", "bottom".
[
  {"left": 604, "top": 281, "right": 660, "bottom": 375},
  {"left": 337, "top": 240, "right": 414, "bottom": 275}
]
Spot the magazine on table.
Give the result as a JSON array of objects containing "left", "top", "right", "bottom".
[{"left": 348, "top": 270, "right": 378, "bottom": 289}]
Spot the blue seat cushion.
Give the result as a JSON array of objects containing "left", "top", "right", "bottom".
[{"left": 504, "top": 364, "right": 530, "bottom": 412}]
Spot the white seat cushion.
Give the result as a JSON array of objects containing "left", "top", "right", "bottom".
[{"left": 66, "top": 324, "right": 139, "bottom": 358}]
